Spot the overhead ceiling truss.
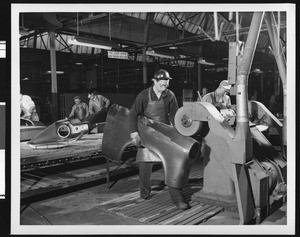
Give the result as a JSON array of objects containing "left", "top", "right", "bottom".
[{"left": 19, "top": 11, "right": 287, "bottom": 69}]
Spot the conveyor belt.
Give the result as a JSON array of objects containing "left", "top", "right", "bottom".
[
  {"left": 21, "top": 154, "right": 140, "bottom": 200},
  {"left": 21, "top": 133, "right": 140, "bottom": 200},
  {"left": 21, "top": 133, "right": 105, "bottom": 171},
  {"left": 96, "top": 171, "right": 224, "bottom": 225}
]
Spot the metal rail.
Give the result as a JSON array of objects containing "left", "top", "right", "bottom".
[
  {"left": 21, "top": 146, "right": 137, "bottom": 172},
  {"left": 21, "top": 147, "right": 141, "bottom": 200}
]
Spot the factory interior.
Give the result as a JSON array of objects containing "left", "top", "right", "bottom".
[{"left": 13, "top": 5, "right": 295, "bottom": 235}]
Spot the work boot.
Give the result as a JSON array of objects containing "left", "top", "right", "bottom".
[
  {"left": 175, "top": 201, "right": 190, "bottom": 210},
  {"left": 136, "top": 195, "right": 152, "bottom": 203}
]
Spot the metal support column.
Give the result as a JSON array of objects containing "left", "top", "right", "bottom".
[
  {"left": 264, "top": 12, "right": 287, "bottom": 146},
  {"left": 141, "top": 13, "right": 155, "bottom": 89},
  {"left": 197, "top": 58, "right": 202, "bottom": 93},
  {"left": 233, "top": 12, "right": 265, "bottom": 225},
  {"left": 142, "top": 47, "right": 147, "bottom": 88},
  {"left": 49, "top": 31, "right": 58, "bottom": 121}
]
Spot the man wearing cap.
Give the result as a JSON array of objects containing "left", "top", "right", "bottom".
[
  {"left": 128, "top": 69, "right": 190, "bottom": 210},
  {"left": 87, "top": 90, "right": 110, "bottom": 115},
  {"left": 201, "top": 80, "right": 232, "bottom": 110},
  {"left": 68, "top": 95, "right": 89, "bottom": 121}
]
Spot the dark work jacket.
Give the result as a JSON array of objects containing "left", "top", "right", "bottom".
[{"left": 129, "top": 86, "right": 178, "bottom": 133}]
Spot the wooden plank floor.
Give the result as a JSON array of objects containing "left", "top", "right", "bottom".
[{"left": 96, "top": 171, "right": 224, "bottom": 225}]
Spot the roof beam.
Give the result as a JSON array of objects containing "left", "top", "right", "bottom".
[
  {"left": 141, "top": 22, "right": 286, "bottom": 50},
  {"left": 166, "top": 13, "right": 182, "bottom": 38}
]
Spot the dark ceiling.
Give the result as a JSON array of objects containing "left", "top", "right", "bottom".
[{"left": 19, "top": 11, "right": 287, "bottom": 69}]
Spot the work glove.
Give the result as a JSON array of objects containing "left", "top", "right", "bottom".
[{"left": 130, "top": 132, "right": 143, "bottom": 147}]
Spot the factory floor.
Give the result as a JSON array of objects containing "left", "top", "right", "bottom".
[{"left": 20, "top": 154, "right": 287, "bottom": 232}]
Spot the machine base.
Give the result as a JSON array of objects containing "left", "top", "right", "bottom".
[{"left": 191, "top": 189, "right": 238, "bottom": 212}]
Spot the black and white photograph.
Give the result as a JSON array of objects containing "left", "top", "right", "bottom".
[
  {"left": 9, "top": 3, "right": 295, "bottom": 235},
  {"left": 0, "top": 102, "right": 5, "bottom": 199},
  {"left": 0, "top": 43, "right": 6, "bottom": 199}
]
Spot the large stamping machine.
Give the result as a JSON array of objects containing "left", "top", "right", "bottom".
[{"left": 174, "top": 101, "right": 286, "bottom": 224}]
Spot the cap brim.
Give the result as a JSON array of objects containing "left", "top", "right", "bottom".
[
  {"left": 222, "top": 85, "right": 231, "bottom": 90},
  {"left": 156, "top": 77, "right": 172, "bottom": 80}
]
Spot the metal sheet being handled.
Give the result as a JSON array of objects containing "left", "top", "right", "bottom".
[
  {"left": 28, "top": 108, "right": 108, "bottom": 149},
  {"left": 102, "top": 104, "right": 201, "bottom": 189},
  {"left": 28, "top": 118, "right": 88, "bottom": 149}
]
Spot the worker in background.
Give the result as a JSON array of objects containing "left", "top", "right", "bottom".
[
  {"left": 201, "top": 80, "right": 232, "bottom": 110},
  {"left": 129, "top": 69, "right": 190, "bottom": 210},
  {"left": 202, "top": 80, "right": 236, "bottom": 125},
  {"left": 68, "top": 95, "right": 89, "bottom": 122},
  {"left": 197, "top": 87, "right": 208, "bottom": 101},
  {"left": 87, "top": 90, "right": 110, "bottom": 115},
  {"left": 202, "top": 87, "right": 208, "bottom": 97},
  {"left": 20, "top": 93, "right": 39, "bottom": 122}
]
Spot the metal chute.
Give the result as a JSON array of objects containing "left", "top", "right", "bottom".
[{"left": 28, "top": 108, "right": 107, "bottom": 149}]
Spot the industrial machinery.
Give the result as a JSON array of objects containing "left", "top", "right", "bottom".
[
  {"left": 102, "top": 99, "right": 286, "bottom": 225},
  {"left": 175, "top": 12, "right": 287, "bottom": 224},
  {"left": 101, "top": 12, "right": 287, "bottom": 225},
  {"left": 28, "top": 108, "right": 107, "bottom": 149},
  {"left": 174, "top": 101, "right": 286, "bottom": 224}
]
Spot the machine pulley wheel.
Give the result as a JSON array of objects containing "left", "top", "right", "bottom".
[{"left": 174, "top": 106, "right": 203, "bottom": 136}]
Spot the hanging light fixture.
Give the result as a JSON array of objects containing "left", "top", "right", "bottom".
[
  {"left": 198, "top": 58, "right": 215, "bottom": 66},
  {"left": 169, "top": 43, "right": 177, "bottom": 50},
  {"left": 67, "top": 35, "right": 119, "bottom": 50},
  {"left": 67, "top": 12, "right": 119, "bottom": 51},
  {"left": 146, "top": 48, "right": 176, "bottom": 59},
  {"left": 46, "top": 70, "right": 64, "bottom": 74},
  {"left": 251, "top": 68, "right": 263, "bottom": 74}
]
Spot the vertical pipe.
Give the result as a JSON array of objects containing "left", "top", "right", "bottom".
[
  {"left": 232, "top": 13, "right": 265, "bottom": 224},
  {"left": 142, "top": 47, "right": 147, "bottom": 88},
  {"left": 235, "top": 12, "right": 264, "bottom": 162},
  {"left": 141, "top": 13, "right": 154, "bottom": 89},
  {"left": 277, "top": 12, "right": 280, "bottom": 54},
  {"left": 49, "top": 31, "right": 58, "bottom": 121},
  {"left": 214, "top": 12, "right": 219, "bottom": 40},
  {"left": 197, "top": 44, "right": 203, "bottom": 94},
  {"left": 197, "top": 58, "right": 202, "bottom": 93},
  {"left": 236, "top": 12, "right": 239, "bottom": 41},
  {"left": 264, "top": 12, "right": 287, "bottom": 146},
  {"left": 109, "top": 13, "right": 111, "bottom": 41},
  {"left": 264, "top": 13, "right": 286, "bottom": 85}
]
